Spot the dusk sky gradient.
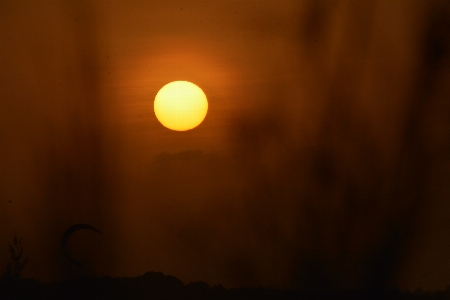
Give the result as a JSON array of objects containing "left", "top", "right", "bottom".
[{"left": 1, "top": 0, "right": 450, "bottom": 292}]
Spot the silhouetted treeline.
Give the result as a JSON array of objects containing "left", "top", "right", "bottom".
[{"left": 1, "top": 272, "right": 450, "bottom": 300}]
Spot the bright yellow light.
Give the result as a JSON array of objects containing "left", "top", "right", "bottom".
[{"left": 154, "top": 81, "right": 208, "bottom": 131}]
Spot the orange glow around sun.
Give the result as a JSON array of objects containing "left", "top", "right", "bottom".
[{"left": 154, "top": 81, "right": 208, "bottom": 131}]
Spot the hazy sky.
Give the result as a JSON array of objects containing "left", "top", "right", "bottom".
[{"left": 1, "top": 0, "right": 450, "bottom": 292}]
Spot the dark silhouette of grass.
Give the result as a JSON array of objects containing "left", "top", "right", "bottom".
[
  {"left": 0, "top": 235, "right": 448, "bottom": 299},
  {"left": 0, "top": 231, "right": 447, "bottom": 300},
  {"left": 1, "top": 271, "right": 450, "bottom": 300},
  {"left": 0, "top": 233, "right": 28, "bottom": 282}
]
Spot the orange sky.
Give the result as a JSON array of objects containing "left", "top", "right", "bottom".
[
  {"left": 1, "top": 0, "right": 450, "bottom": 292},
  {"left": 102, "top": 0, "right": 304, "bottom": 159}
]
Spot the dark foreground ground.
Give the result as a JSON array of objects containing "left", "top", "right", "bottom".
[{"left": 1, "top": 272, "right": 450, "bottom": 300}]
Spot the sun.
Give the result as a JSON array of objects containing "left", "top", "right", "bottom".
[{"left": 154, "top": 81, "right": 208, "bottom": 131}]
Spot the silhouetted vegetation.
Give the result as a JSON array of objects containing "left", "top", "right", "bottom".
[
  {"left": 0, "top": 233, "right": 28, "bottom": 282},
  {"left": 0, "top": 233, "right": 449, "bottom": 299},
  {"left": 2, "top": 271, "right": 450, "bottom": 299}
]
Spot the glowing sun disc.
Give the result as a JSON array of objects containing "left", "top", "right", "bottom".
[{"left": 154, "top": 81, "right": 208, "bottom": 131}]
